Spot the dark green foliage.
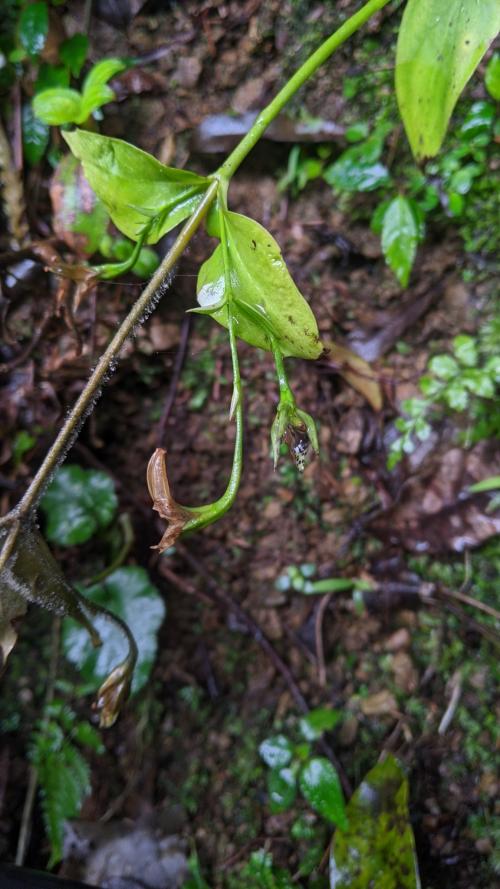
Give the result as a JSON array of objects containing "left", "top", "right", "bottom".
[
  {"left": 18, "top": 1, "right": 48, "bottom": 56},
  {"left": 40, "top": 465, "right": 118, "bottom": 546}
]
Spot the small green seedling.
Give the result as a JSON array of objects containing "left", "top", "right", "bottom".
[{"left": 276, "top": 563, "right": 373, "bottom": 596}]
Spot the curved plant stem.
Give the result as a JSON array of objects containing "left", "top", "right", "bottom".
[
  {"left": 0, "top": 180, "right": 218, "bottom": 532},
  {"left": 217, "top": 0, "right": 392, "bottom": 180}
]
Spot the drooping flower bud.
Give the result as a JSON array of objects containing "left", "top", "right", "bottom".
[
  {"left": 271, "top": 402, "right": 318, "bottom": 471},
  {"left": 147, "top": 448, "right": 196, "bottom": 552}
]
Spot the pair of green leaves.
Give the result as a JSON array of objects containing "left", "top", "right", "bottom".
[{"left": 34, "top": 58, "right": 126, "bottom": 126}]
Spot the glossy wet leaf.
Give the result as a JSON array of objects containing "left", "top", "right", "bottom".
[
  {"left": 64, "top": 129, "right": 209, "bottom": 243},
  {"left": 50, "top": 155, "right": 110, "bottom": 255},
  {"left": 40, "top": 465, "right": 118, "bottom": 546},
  {"left": 299, "top": 707, "right": 342, "bottom": 741},
  {"left": 485, "top": 52, "right": 500, "bottom": 100},
  {"left": 18, "top": 1, "right": 48, "bottom": 56},
  {"left": 59, "top": 34, "right": 89, "bottom": 77},
  {"left": 396, "top": 0, "right": 500, "bottom": 160},
  {"left": 299, "top": 757, "right": 347, "bottom": 828},
  {"left": 323, "top": 129, "right": 390, "bottom": 193},
  {"left": 22, "top": 103, "right": 49, "bottom": 165},
  {"left": 259, "top": 735, "right": 293, "bottom": 769},
  {"left": 381, "top": 196, "right": 418, "bottom": 288},
  {"left": 268, "top": 767, "right": 297, "bottom": 813},
  {"left": 196, "top": 210, "right": 322, "bottom": 359},
  {"left": 62, "top": 567, "right": 165, "bottom": 693},
  {"left": 329, "top": 755, "right": 420, "bottom": 888},
  {"left": 79, "top": 58, "right": 127, "bottom": 120}
]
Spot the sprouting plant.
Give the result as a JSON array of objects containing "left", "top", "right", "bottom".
[
  {"left": 276, "top": 563, "right": 373, "bottom": 597},
  {"left": 388, "top": 332, "right": 500, "bottom": 468},
  {"left": 1, "top": 0, "right": 499, "bottom": 724}
]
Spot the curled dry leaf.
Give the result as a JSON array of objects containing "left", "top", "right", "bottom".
[
  {"left": 0, "top": 576, "right": 27, "bottom": 671},
  {"left": 95, "top": 661, "right": 133, "bottom": 729},
  {"left": 323, "top": 340, "right": 383, "bottom": 412},
  {"left": 147, "top": 448, "right": 195, "bottom": 552}
]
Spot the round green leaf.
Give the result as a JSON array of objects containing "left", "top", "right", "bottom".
[
  {"left": 453, "top": 335, "right": 477, "bottom": 368},
  {"left": 63, "top": 129, "right": 209, "bottom": 244},
  {"left": 381, "top": 196, "right": 418, "bottom": 288},
  {"left": 196, "top": 210, "right": 322, "bottom": 359},
  {"left": 33, "top": 88, "right": 83, "bottom": 125},
  {"left": 396, "top": 0, "right": 500, "bottom": 160},
  {"left": 40, "top": 465, "right": 118, "bottom": 546},
  {"left": 428, "top": 354, "right": 459, "bottom": 380},
  {"left": 62, "top": 567, "right": 166, "bottom": 693},
  {"left": 18, "top": 1, "right": 48, "bottom": 56},
  {"left": 259, "top": 735, "right": 293, "bottom": 769},
  {"left": 299, "top": 757, "right": 347, "bottom": 828},
  {"left": 299, "top": 708, "right": 342, "bottom": 741}
]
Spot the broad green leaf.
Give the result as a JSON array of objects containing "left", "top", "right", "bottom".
[
  {"left": 485, "top": 52, "right": 500, "bottom": 100},
  {"left": 299, "top": 708, "right": 342, "bottom": 741},
  {"left": 33, "top": 88, "right": 83, "bottom": 125},
  {"left": 299, "top": 757, "right": 347, "bottom": 828},
  {"left": 62, "top": 566, "right": 165, "bottom": 693},
  {"left": 18, "top": 1, "right": 48, "bottom": 55},
  {"left": 196, "top": 210, "right": 322, "bottom": 359},
  {"left": 443, "top": 382, "right": 468, "bottom": 411},
  {"left": 79, "top": 84, "right": 116, "bottom": 120},
  {"left": 381, "top": 196, "right": 418, "bottom": 288},
  {"left": 453, "top": 335, "right": 477, "bottom": 367},
  {"left": 82, "top": 58, "right": 126, "bottom": 92},
  {"left": 63, "top": 129, "right": 209, "bottom": 243},
  {"left": 330, "top": 755, "right": 421, "bottom": 889},
  {"left": 50, "top": 154, "right": 110, "bottom": 255},
  {"left": 259, "top": 735, "right": 293, "bottom": 769},
  {"left": 35, "top": 62, "right": 70, "bottom": 92},
  {"left": 462, "top": 370, "right": 495, "bottom": 398},
  {"left": 40, "top": 465, "right": 118, "bottom": 546},
  {"left": 428, "top": 354, "right": 459, "bottom": 380},
  {"left": 268, "top": 767, "right": 297, "bottom": 813},
  {"left": 396, "top": 0, "right": 500, "bottom": 160},
  {"left": 59, "top": 34, "right": 89, "bottom": 77},
  {"left": 323, "top": 129, "right": 390, "bottom": 193},
  {"left": 22, "top": 103, "right": 49, "bottom": 165}
]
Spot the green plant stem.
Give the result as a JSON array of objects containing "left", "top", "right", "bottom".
[
  {"left": 217, "top": 0, "right": 392, "bottom": 181},
  {"left": 272, "top": 338, "right": 295, "bottom": 406},
  {"left": 0, "top": 180, "right": 218, "bottom": 531}
]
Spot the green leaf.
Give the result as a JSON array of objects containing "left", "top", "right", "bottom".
[
  {"left": 18, "top": 1, "right": 48, "bottom": 56},
  {"left": 444, "top": 382, "right": 468, "bottom": 411},
  {"left": 22, "top": 103, "right": 49, "bottom": 165},
  {"left": 35, "top": 62, "right": 70, "bottom": 93},
  {"left": 63, "top": 129, "right": 209, "bottom": 244},
  {"left": 329, "top": 755, "right": 420, "bottom": 889},
  {"left": 259, "top": 735, "right": 293, "bottom": 769},
  {"left": 196, "top": 210, "right": 322, "bottom": 359},
  {"left": 462, "top": 370, "right": 495, "bottom": 398},
  {"left": 453, "top": 335, "right": 477, "bottom": 367},
  {"left": 299, "top": 757, "right": 347, "bottom": 828},
  {"left": 485, "top": 52, "right": 500, "bottom": 100},
  {"left": 396, "top": 0, "right": 500, "bottom": 160},
  {"left": 33, "top": 88, "right": 83, "bottom": 125},
  {"left": 299, "top": 707, "right": 342, "bottom": 741},
  {"left": 40, "top": 465, "right": 118, "bottom": 546},
  {"left": 62, "top": 566, "right": 165, "bottom": 693},
  {"left": 323, "top": 129, "right": 390, "bottom": 193},
  {"left": 59, "top": 34, "right": 89, "bottom": 77},
  {"left": 469, "top": 476, "right": 500, "bottom": 493},
  {"left": 381, "top": 196, "right": 418, "bottom": 288},
  {"left": 82, "top": 57, "right": 126, "bottom": 92},
  {"left": 268, "top": 767, "right": 297, "bottom": 813},
  {"left": 428, "top": 354, "right": 459, "bottom": 380},
  {"left": 51, "top": 154, "right": 110, "bottom": 255}
]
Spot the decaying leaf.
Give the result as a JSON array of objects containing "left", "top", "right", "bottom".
[
  {"left": 0, "top": 522, "right": 137, "bottom": 726},
  {"left": 330, "top": 754, "right": 421, "bottom": 888},
  {"left": 50, "top": 154, "right": 109, "bottom": 256},
  {"left": 0, "top": 577, "right": 27, "bottom": 671},
  {"left": 147, "top": 448, "right": 196, "bottom": 552},
  {"left": 323, "top": 341, "right": 383, "bottom": 412}
]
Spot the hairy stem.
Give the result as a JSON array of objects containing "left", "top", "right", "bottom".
[
  {"left": 4, "top": 180, "right": 218, "bottom": 523},
  {"left": 218, "top": 0, "right": 392, "bottom": 180}
]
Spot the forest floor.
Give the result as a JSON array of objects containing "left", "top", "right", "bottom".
[{"left": 0, "top": 1, "right": 499, "bottom": 888}]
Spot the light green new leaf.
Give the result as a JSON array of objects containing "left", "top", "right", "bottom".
[
  {"left": 62, "top": 566, "right": 166, "bottom": 693},
  {"left": 330, "top": 755, "right": 420, "bottom": 889},
  {"left": 196, "top": 211, "right": 322, "bottom": 359},
  {"left": 299, "top": 757, "right": 347, "bottom": 828},
  {"left": 33, "top": 88, "right": 83, "bottom": 125},
  {"left": 64, "top": 129, "right": 209, "bottom": 243},
  {"left": 485, "top": 52, "right": 500, "bottom": 100},
  {"left": 396, "top": 0, "right": 500, "bottom": 160},
  {"left": 381, "top": 196, "right": 418, "bottom": 288},
  {"left": 82, "top": 57, "right": 126, "bottom": 92}
]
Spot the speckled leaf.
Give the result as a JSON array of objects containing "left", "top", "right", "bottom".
[
  {"left": 196, "top": 210, "right": 322, "bottom": 359},
  {"left": 259, "top": 735, "right": 293, "bottom": 769},
  {"left": 40, "top": 465, "right": 118, "bottom": 547},
  {"left": 396, "top": 0, "right": 500, "bottom": 160},
  {"left": 18, "top": 1, "right": 48, "bottom": 56},
  {"left": 62, "top": 567, "right": 165, "bottom": 693},
  {"left": 63, "top": 129, "right": 209, "bottom": 243},
  {"left": 299, "top": 757, "right": 347, "bottom": 829},
  {"left": 268, "top": 767, "right": 297, "bottom": 813},
  {"left": 50, "top": 154, "right": 109, "bottom": 256},
  {"left": 330, "top": 755, "right": 421, "bottom": 889},
  {"left": 381, "top": 196, "right": 418, "bottom": 288}
]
